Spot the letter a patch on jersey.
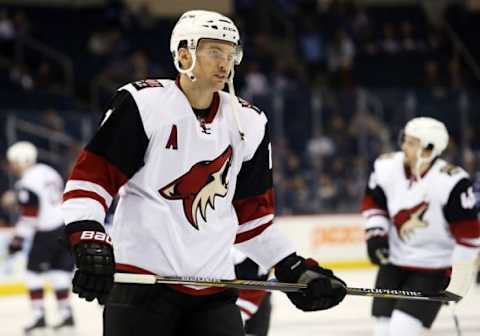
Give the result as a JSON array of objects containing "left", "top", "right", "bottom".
[{"left": 166, "top": 125, "right": 178, "bottom": 150}]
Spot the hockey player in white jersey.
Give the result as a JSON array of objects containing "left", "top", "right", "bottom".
[
  {"left": 5, "top": 141, "right": 75, "bottom": 335},
  {"left": 62, "top": 9, "right": 347, "bottom": 336},
  {"left": 361, "top": 117, "right": 480, "bottom": 336}
]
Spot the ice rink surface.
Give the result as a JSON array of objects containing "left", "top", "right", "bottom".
[{"left": 1, "top": 269, "right": 479, "bottom": 336}]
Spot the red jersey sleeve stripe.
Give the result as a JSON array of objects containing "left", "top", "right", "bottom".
[
  {"left": 69, "top": 149, "right": 128, "bottom": 197},
  {"left": 361, "top": 194, "right": 387, "bottom": 212},
  {"left": 21, "top": 206, "right": 39, "bottom": 217},
  {"left": 63, "top": 190, "right": 109, "bottom": 211},
  {"left": 450, "top": 219, "right": 480, "bottom": 242},
  {"left": 235, "top": 221, "right": 272, "bottom": 243},
  {"left": 233, "top": 189, "right": 274, "bottom": 225},
  {"left": 362, "top": 209, "right": 388, "bottom": 218}
]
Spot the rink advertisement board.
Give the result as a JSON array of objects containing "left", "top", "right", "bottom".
[{"left": 276, "top": 214, "right": 371, "bottom": 269}]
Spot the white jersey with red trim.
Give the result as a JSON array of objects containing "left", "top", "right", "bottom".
[
  {"left": 361, "top": 152, "right": 480, "bottom": 269},
  {"left": 62, "top": 79, "right": 294, "bottom": 286},
  {"left": 15, "top": 163, "right": 64, "bottom": 238}
]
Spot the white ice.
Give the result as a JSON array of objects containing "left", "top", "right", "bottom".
[{"left": 0, "top": 269, "right": 478, "bottom": 335}]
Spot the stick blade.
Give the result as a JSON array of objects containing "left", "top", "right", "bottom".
[
  {"left": 441, "top": 291, "right": 463, "bottom": 303},
  {"left": 346, "top": 287, "right": 461, "bottom": 302}
]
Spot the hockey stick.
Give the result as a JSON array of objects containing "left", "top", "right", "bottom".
[{"left": 114, "top": 273, "right": 461, "bottom": 303}]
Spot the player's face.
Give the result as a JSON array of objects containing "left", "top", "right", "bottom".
[
  {"left": 194, "top": 39, "right": 236, "bottom": 91},
  {"left": 401, "top": 134, "right": 421, "bottom": 167},
  {"left": 401, "top": 134, "right": 433, "bottom": 168},
  {"left": 7, "top": 161, "right": 24, "bottom": 177}
]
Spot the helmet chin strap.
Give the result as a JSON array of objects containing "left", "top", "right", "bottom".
[
  {"left": 227, "top": 66, "right": 245, "bottom": 141},
  {"left": 413, "top": 148, "right": 435, "bottom": 180}
]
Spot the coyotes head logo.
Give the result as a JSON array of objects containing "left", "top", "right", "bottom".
[
  {"left": 393, "top": 202, "right": 429, "bottom": 241},
  {"left": 159, "top": 146, "right": 233, "bottom": 230}
]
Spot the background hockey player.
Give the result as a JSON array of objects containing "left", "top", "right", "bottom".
[
  {"left": 62, "top": 9, "right": 347, "bottom": 336},
  {"left": 5, "top": 141, "right": 75, "bottom": 334},
  {"left": 361, "top": 117, "right": 480, "bottom": 336},
  {"left": 234, "top": 249, "right": 272, "bottom": 336}
]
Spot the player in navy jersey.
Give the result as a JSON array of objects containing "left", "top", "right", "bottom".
[
  {"left": 5, "top": 141, "right": 74, "bottom": 335},
  {"left": 62, "top": 9, "right": 346, "bottom": 336},
  {"left": 361, "top": 117, "right": 480, "bottom": 336}
]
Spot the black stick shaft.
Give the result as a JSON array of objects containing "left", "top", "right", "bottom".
[{"left": 114, "top": 273, "right": 461, "bottom": 302}]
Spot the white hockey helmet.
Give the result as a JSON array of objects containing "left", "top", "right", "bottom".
[
  {"left": 404, "top": 117, "right": 449, "bottom": 158},
  {"left": 6, "top": 141, "right": 38, "bottom": 167},
  {"left": 170, "top": 10, "right": 242, "bottom": 78}
]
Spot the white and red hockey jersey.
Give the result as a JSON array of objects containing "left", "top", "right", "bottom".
[
  {"left": 62, "top": 79, "right": 295, "bottom": 292},
  {"left": 14, "top": 163, "right": 64, "bottom": 238},
  {"left": 362, "top": 152, "right": 480, "bottom": 269}
]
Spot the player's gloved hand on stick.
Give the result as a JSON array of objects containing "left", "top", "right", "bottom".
[
  {"left": 8, "top": 236, "right": 24, "bottom": 255},
  {"left": 66, "top": 222, "right": 115, "bottom": 305},
  {"left": 365, "top": 228, "right": 389, "bottom": 266},
  {"left": 275, "top": 253, "right": 347, "bottom": 311}
]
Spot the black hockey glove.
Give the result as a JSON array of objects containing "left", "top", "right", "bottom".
[
  {"left": 66, "top": 222, "right": 115, "bottom": 305},
  {"left": 366, "top": 228, "right": 389, "bottom": 266},
  {"left": 275, "top": 254, "right": 347, "bottom": 311},
  {"left": 8, "top": 236, "right": 24, "bottom": 255}
]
